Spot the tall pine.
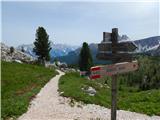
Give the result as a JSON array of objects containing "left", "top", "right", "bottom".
[
  {"left": 79, "top": 42, "right": 93, "bottom": 73},
  {"left": 33, "top": 27, "right": 51, "bottom": 65}
]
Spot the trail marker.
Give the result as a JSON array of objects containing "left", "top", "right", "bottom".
[{"left": 90, "top": 28, "right": 138, "bottom": 120}]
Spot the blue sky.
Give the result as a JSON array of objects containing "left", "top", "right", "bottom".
[{"left": 2, "top": 0, "right": 159, "bottom": 47}]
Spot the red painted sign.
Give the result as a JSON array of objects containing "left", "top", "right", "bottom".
[{"left": 90, "top": 66, "right": 101, "bottom": 79}]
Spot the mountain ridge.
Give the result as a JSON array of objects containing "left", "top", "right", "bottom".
[{"left": 10, "top": 35, "right": 160, "bottom": 64}]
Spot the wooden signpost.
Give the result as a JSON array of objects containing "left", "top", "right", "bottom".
[{"left": 90, "top": 28, "right": 138, "bottom": 120}]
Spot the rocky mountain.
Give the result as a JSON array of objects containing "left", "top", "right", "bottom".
[
  {"left": 1, "top": 43, "right": 34, "bottom": 63},
  {"left": 146, "top": 45, "right": 160, "bottom": 56},
  {"left": 119, "top": 35, "right": 131, "bottom": 41},
  {"left": 17, "top": 43, "right": 79, "bottom": 58},
  {"left": 17, "top": 44, "right": 36, "bottom": 57},
  {"left": 50, "top": 43, "right": 78, "bottom": 57},
  {"left": 133, "top": 36, "right": 160, "bottom": 53}
]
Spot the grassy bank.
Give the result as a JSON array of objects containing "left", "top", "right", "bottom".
[
  {"left": 1, "top": 61, "right": 58, "bottom": 120},
  {"left": 59, "top": 72, "right": 160, "bottom": 116}
]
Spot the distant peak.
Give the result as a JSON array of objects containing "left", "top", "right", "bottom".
[{"left": 119, "top": 34, "right": 131, "bottom": 41}]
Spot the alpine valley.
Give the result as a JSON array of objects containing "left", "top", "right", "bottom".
[{"left": 16, "top": 36, "right": 160, "bottom": 64}]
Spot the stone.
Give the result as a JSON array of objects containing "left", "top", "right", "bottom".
[
  {"left": 85, "top": 86, "right": 97, "bottom": 96},
  {"left": 14, "top": 59, "right": 22, "bottom": 63}
]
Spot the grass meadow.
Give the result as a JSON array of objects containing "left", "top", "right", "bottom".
[{"left": 1, "top": 61, "right": 58, "bottom": 120}]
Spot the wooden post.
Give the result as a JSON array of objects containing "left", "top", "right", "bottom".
[
  {"left": 111, "top": 75, "right": 117, "bottom": 120},
  {"left": 111, "top": 28, "right": 118, "bottom": 120}
]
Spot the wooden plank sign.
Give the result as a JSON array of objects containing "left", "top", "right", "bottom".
[
  {"left": 96, "top": 52, "right": 132, "bottom": 62},
  {"left": 98, "top": 41, "right": 137, "bottom": 52},
  {"left": 105, "top": 60, "right": 138, "bottom": 75},
  {"left": 90, "top": 60, "right": 138, "bottom": 79}
]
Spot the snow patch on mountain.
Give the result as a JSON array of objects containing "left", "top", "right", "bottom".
[{"left": 146, "top": 44, "right": 159, "bottom": 51}]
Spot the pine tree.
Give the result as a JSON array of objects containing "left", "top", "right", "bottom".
[
  {"left": 33, "top": 27, "right": 51, "bottom": 65},
  {"left": 79, "top": 42, "right": 93, "bottom": 73}
]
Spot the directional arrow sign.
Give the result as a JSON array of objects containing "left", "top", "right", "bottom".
[
  {"left": 98, "top": 41, "right": 137, "bottom": 52},
  {"left": 90, "top": 60, "right": 138, "bottom": 79},
  {"left": 96, "top": 52, "right": 133, "bottom": 62}
]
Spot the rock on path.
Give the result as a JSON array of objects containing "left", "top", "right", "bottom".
[{"left": 18, "top": 70, "right": 160, "bottom": 120}]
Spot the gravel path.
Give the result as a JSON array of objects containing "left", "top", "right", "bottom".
[{"left": 18, "top": 70, "right": 160, "bottom": 120}]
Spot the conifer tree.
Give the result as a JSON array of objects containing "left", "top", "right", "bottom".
[
  {"left": 79, "top": 42, "right": 93, "bottom": 73},
  {"left": 33, "top": 27, "right": 51, "bottom": 65}
]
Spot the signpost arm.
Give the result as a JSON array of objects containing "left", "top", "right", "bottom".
[{"left": 111, "top": 28, "right": 118, "bottom": 120}]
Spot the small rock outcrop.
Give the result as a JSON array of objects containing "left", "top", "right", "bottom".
[{"left": 1, "top": 43, "right": 34, "bottom": 63}]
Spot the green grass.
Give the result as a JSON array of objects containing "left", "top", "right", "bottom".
[
  {"left": 1, "top": 61, "right": 58, "bottom": 120},
  {"left": 59, "top": 72, "right": 160, "bottom": 116}
]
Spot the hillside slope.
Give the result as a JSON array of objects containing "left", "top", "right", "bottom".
[{"left": 1, "top": 61, "right": 58, "bottom": 119}]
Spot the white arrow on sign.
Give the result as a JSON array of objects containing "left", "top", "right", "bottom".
[{"left": 90, "top": 60, "right": 138, "bottom": 79}]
